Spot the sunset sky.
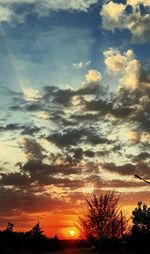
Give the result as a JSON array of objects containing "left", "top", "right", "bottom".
[{"left": 0, "top": 0, "right": 150, "bottom": 239}]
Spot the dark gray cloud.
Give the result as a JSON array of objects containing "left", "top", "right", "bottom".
[
  {"left": 0, "top": 123, "right": 22, "bottom": 131},
  {"left": 103, "top": 162, "right": 136, "bottom": 175},
  {"left": 25, "top": 103, "right": 43, "bottom": 112},
  {"left": 85, "top": 99, "right": 113, "bottom": 114},
  {"left": 132, "top": 152, "right": 150, "bottom": 162},
  {"left": 0, "top": 187, "right": 67, "bottom": 215},
  {"left": 0, "top": 172, "right": 30, "bottom": 186},
  {"left": 19, "top": 138, "right": 46, "bottom": 161},
  {"left": 0, "top": 123, "right": 41, "bottom": 136},
  {"left": 47, "top": 127, "right": 112, "bottom": 148},
  {"left": 22, "top": 159, "right": 82, "bottom": 178},
  {"left": 21, "top": 126, "right": 41, "bottom": 135},
  {"left": 102, "top": 161, "right": 150, "bottom": 179}
]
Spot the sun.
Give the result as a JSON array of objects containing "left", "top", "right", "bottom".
[{"left": 69, "top": 230, "right": 76, "bottom": 237}]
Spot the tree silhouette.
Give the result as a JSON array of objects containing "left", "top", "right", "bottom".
[
  {"left": 6, "top": 222, "right": 14, "bottom": 232},
  {"left": 30, "top": 222, "right": 44, "bottom": 238},
  {"left": 131, "top": 201, "right": 150, "bottom": 251},
  {"left": 132, "top": 201, "right": 150, "bottom": 235},
  {"left": 78, "top": 191, "right": 127, "bottom": 243},
  {"left": 0, "top": 221, "right": 63, "bottom": 253}
]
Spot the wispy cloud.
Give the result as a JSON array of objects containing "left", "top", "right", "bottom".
[
  {"left": 0, "top": 0, "right": 98, "bottom": 26},
  {"left": 72, "top": 61, "right": 91, "bottom": 69}
]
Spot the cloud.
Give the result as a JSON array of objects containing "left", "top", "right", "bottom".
[
  {"left": 127, "top": 0, "right": 150, "bottom": 7},
  {"left": 47, "top": 128, "right": 86, "bottom": 147},
  {"left": 0, "top": 123, "right": 22, "bottom": 131},
  {"left": 85, "top": 69, "right": 102, "bottom": 84},
  {"left": 119, "top": 59, "right": 141, "bottom": 89},
  {"left": 102, "top": 161, "right": 150, "bottom": 179},
  {"left": 72, "top": 61, "right": 91, "bottom": 69},
  {"left": 73, "top": 62, "right": 84, "bottom": 69},
  {"left": 103, "top": 162, "right": 136, "bottom": 175},
  {"left": 100, "top": 0, "right": 150, "bottom": 43},
  {"left": 0, "top": 187, "right": 67, "bottom": 215},
  {"left": 0, "top": 0, "right": 98, "bottom": 25},
  {"left": 35, "top": 0, "right": 98, "bottom": 13},
  {"left": 47, "top": 127, "right": 111, "bottom": 148},
  {"left": 22, "top": 159, "right": 82, "bottom": 179},
  {"left": 133, "top": 152, "right": 150, "bottom": 161},
  {"left": 19, "top": 138, "right": 46, "bottom": 161},
  {"left": 127, "top": 130, "right": 141, "bottom": 144},
  {"left": 0, "top": 5, "right": 13, "bottom": 22},
  {"left": 103, "top": 48, "right": 134, "bottom": 74},
  {"left": 101, "top": 1, "right": 126, "bottom": 31},
  {"left": 0, "top": 123, "right": 40, "bottom": 135},
  {"left": 21, "top": 126, "right": 41, "bottom": 135},
  {"left": 126, "top": 11, "right": 150, "bottom": 43},
  {"left": 85, "top": 99, "right": 113, "bottom": 115},
  {"left": 0, "top": 0, "right": 36, "bottom": 3},
  {"left": 77, "top": 69, "right": 103, "bottom": 95},
  {"left": 22, "top": 86, "right": 41, "bottom": 102},
  {"left": 104, "top": 48, "right": 143, "bottom": 89},
  {"left": 104, "top": 179, "right": 146, "bottom": 188},
  {"left": 0, "top": 172, "right": 30, "bottom": 186},
  {"left": 52, "top": 88, "right": 74, "bottom": 106}
]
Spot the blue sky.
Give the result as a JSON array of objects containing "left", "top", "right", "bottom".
[{"left": 0, "top": 0, "right": 150, "bottom": 236}]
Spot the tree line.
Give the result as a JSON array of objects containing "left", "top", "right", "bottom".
[{"left": 0, "top": 222, "right": 63, "bottom": 254}]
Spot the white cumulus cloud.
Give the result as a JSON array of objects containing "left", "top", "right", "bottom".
[
  {"left": 85, "top": 69, "right": 102, "bottom": 83},
  {"left": 104, "top": 48, "right": 142, "bottom": 90},
  {"left": 100, "top": 0, "right": 150, "bottom": 43},
  {"left": 103, "top": 48, "right": 134, "bottom": 74},
  {"left": 120, "top": 59, "right": 141, "bottom": 89},
  {"left": 101, "top": 1, "right": 126, "bottom": 30},
  {"left": 127, "top": 0, "right": 150, "bottom": 6}
]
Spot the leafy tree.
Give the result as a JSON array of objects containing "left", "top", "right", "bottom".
[
  {"left": 132, "top": 201, "right": 150, "bottom": 236},
  {"left": 131, "top": 201, "right": 150, "bottom": 252},
  {"left": 78, "top": 191, "right": 127, "bottom": 242}
]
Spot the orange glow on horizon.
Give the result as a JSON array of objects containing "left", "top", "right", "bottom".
[{"left": 5, "top": 203, "right": 150, "bottom": 240}]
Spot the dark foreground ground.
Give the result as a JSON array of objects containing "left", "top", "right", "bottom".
[
  {"left": 45, "top": 248, "right": 98, "bottom": 254},
  {"left": 44, "top": 247, "right": 134, "bottom": 254}
]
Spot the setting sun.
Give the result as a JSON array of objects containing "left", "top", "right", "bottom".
[{"left": 69, "top": 230, "right": 76, "bottom": 237}]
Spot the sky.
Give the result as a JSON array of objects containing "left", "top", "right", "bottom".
[{"left": 0, "top": 0, "right": 150, "bottom": 239}]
